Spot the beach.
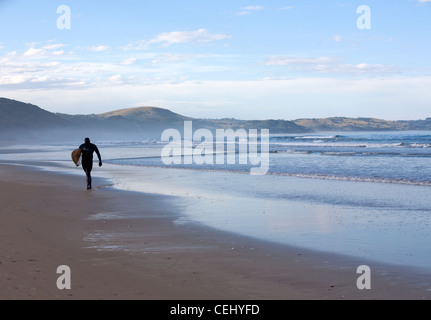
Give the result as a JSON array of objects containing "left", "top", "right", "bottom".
[
  {"left": 1, "top": 163, "right": 430, "bottom": 300},
  {"left": 2, "top": 0, "right": 431, "bottom": 304}
]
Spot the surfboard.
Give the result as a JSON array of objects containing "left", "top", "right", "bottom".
[{"left": 71, "top": 149, "right": 82, "bottom": 167}]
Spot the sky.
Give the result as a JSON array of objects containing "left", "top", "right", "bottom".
[{"left": 0, "top": 0, "right": 430, "bottom": 120}]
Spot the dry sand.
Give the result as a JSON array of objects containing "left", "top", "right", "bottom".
[{"left": 0, "top": 164, "right": 430, "bottom": 300}]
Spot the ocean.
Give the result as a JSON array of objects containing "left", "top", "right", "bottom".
[
  {"left": 1, "top": 130, "right": 431, "bottom": 271},
  {"left": 101, "top": 130, "right": 431, "bottom": 186}
]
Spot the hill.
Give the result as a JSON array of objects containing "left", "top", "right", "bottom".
[
  {"left": 293, "top": 117, "right": 408, "bottom": 131},
  {"left": 293, "top": 117, "right": 431, "bottom": 132},
  {"left": 0, "top": 98, "right": 71, "bottom": 130},
  {"left": 1, "top": 97, "right": 430, "bottom": 144},
  {"left": 100, "top": 107, "right": 190, "bottom": 123}
]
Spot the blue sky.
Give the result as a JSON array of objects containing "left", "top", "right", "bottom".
[{"left": 0, "top": 0, "right": 430, "bottom": 120}]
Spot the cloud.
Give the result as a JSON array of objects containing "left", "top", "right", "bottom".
[
  {"left": 0, "top": 55, "right": 64, "bottom": 87},
  {"left": 89, "top": 45, "right": 109, "bottom": 52},
  {"left": 120, "top": 58, "right": 137, "bottom": 65},
  {"left": 318, "top": 63, "right": 398, "bottom": 75},
  {"left": 6, "top": 77, "right": 431, "bottom": 120},
  {"left": 20, "top": 43, "right": 66, "bottom": 58},
  {"left": 267, "top": 56, "right": 337, "bottom": 65},
  {"left": 243, "top": 5, "right": 263, "bottom": 10},
  {"left": 1, "top": 45, "right": 206, "bottom": 90},
  {"left": 123, "top": 40, "right": 146, "bottom": 51},
  {"left": 266, "top": 55, "right": 398, "bottom": 75},
  {"left": 236, "top": 5, "right": 263, "bottom": 16},
  {"left": 148, "top": 29, "right": 231, "bottom": 47},
  {"left": 333, "top": 35, "right": 342, "bottom": 42},
  {"left": 125, "top": 29, "right": 231, "bottom": 50},
  {"left": 0, "top": 75, "right": 31, "bottom": 85},
  {"left": 43, "top": 44, "right": 64, "bottom": 50},
  {"left": 23, "top": 48, "right": 45, "bottom": 57},
  {"left": 279, "top": 6, "right": 294, "bottom": 10},
  {"left": 151, "top": 54, "right": 194, "bottom": 64},
  {"left": 108, "top": 74, "right": 122, "bottom": 83},
  {"left": 418, "top": 0, "right": 431, "bottom": 2}
]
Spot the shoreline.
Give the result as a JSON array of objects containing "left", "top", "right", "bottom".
[{"left": 1, "top": 163, "right": 431, "bottom": 300}]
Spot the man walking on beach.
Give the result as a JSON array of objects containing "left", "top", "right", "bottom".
[{"left": 79, "top": 137, "right": 102, "bottom": 190}]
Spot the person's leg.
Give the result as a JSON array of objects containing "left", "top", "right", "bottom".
[
  {"left": 86, "top": 165, "right": 93, "bottom": 189},
  {"left": 86, "top": 168, "right": 92, "bottom": 189},
  {"left": 82, "top": 163, "right": 93, "bottom": 189}
]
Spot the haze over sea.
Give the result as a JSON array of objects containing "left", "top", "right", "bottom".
[{"left": 1, "top": 130, "right": 430, "bottom": 272}]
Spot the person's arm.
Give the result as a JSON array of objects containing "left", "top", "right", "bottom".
[{"left": 95, "top": 146, "right": 102, "bottom": 167}]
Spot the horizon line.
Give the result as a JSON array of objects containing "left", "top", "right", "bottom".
[{"left": 1, "top": 96, "right": 430, "bottom": 123}]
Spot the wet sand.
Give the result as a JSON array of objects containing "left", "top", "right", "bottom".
[{"left": 0, "top": 164, "right": 430, "bottom": 300}]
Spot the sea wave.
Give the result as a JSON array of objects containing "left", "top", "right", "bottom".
[
  {"left": 270, "top": 142, "right": 404, "bottom": 148},
  {"left": 106, "top": 160, "right": 431, "bottom": 187},
  {"left": 98, "top": 139, "right": 165, "bottom": 146},
  {"left": 406, "top": 143, "right": 431, "bottom": 148},
  {"left": 271, "top": 135, "right": 342, "bottom": 141},
  {"left": 294, "top": 135, "right": 340, "bottom": 140},
  {"left": 267, "top": 172, "right": 431, "bottom": 187}
]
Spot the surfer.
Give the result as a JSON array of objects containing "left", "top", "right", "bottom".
[{"left": 79, "top": 137, "right": 102, "bottom": 190}]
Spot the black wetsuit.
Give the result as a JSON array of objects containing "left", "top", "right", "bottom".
[{"left": 79, "top": 142, "right": 102, "bottom": 189}]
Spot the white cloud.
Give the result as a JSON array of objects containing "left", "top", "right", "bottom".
[
  {"left": 0, "top": 75, "right": 31, "bottom": 85},
  {"left": 318, "top": 63, "right": 397, "bottom": 75},
  {"left": 0, "top": 58, "right": 62, "bottom": 86},
  {"left": 148, "top": 29, "right": 231, "bottom": 47},
  {"left": 1, "top": 38, "right": 426, "bottom": 120},
  {"left": 108, "top": 74, "right": 122, "bottom": 83},
  {"left": 5, "top": 77, "right": 431, "bottom": 120},
  {"left": 1, "top": 46, "right": 195, "bottom": 89},
  {"left": 418, "top": 0, "right": 431, "bottom": 2},
  {"left": 267, "top": 56, "right": 337, "bottom": 66},
  {"left": 124, "top": 29, "right": 231, "bottom": 50},
  {"left": 23, "top": 48, "right": 46, "bottom": 57},
  {"left": 43, "top": 44, "right": 64, "bottom": 50},
  {"left": 20, "top": 43, "right": 66, "bottom": 58},
  {"left": 266, "top": 55, "right": 398, "bottom": 75},
  {"left": 3, "top": 51, "right": 17, "bottom": 59},
  {"left": 243, "top": 5, "right": 263, "bottom": 11},
  {"left": 123, "top": 40, "right": 147, "bottom": 51},
  {"left": 89, "top": 45, "right": 109, "bottom": 52},
  {"left": 120, "top": 58, "right": 137, "bottom": 65},
  {"left": 333, "top": 35, "right": 342, "bottom": 42},
  {"left": 236, "top": 5, "right": 264, "bottom": 16},
  {"left": 151, "top": 54, "right": 194, "bottom": 64},
  {"left": 30, "top": 76, "right": 51, "bottom": 83},
  {"left": 279, "top": 6, "right": 294, "bottom": 10}
]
